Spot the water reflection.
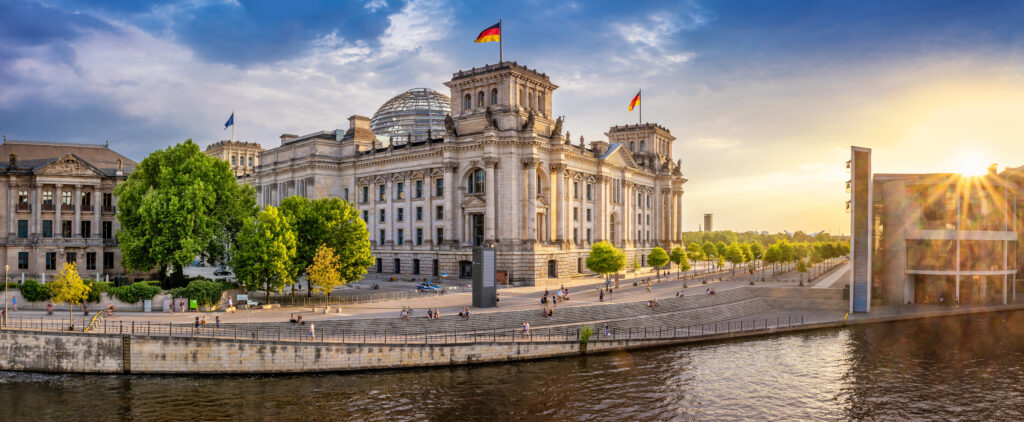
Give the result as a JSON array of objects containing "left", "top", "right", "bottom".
[{"left": 3, "top": 312, "right": 1024, "bottom": 421}]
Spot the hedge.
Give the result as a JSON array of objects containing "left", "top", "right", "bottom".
[
  {"left": 169, "top": 279, "right": 233, "bottom": 306},
  {"left": 19, "top": 280, "right": 52, "bottom": 302},
  {"left": 106, "top": 282, "right": 162, "bottom": 304}
]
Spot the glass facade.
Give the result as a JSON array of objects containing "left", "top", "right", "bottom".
[{"left": 370, "top": 88, "right": 451, "bottom": 144}]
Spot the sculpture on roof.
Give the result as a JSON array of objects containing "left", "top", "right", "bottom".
[
  {"left": 8, "top": 154, "right": 16, "bottom": 169},
  {"left": 485, "top": 107, "right": 496, "bottom": 130},
  {"left": 551, "top": 116, "right": 563, "bottom": 139},
  {"left": 579, "top": 135, "right": 585, "bottom": 148},
  {"left": 564, "top": 131, "right": 571, "bottom": 144},
  {"left": 117, "top": 158, "right": 123, "bottom": 172},
  {"left": 520, "top": 111, "right": 535, "bottom": 132},
  {"left": 444, "top": 113, "right": 458, "bottom": 137}
]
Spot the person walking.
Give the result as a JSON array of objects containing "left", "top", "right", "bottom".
[
  {"left": 599, "top": 289, "right": 604, "bottom": 302},
  {"left": 605, "top": 322, "right": 610, "bottom": 337},
  {"left": 215, "top": 315, "right": 220, "bottom": 329},
  {"left": 308, "top": 322, "right": 315, "bottom": 340}
]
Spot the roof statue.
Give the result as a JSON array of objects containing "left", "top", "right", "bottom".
[
  {"left": 485, "top": 107, "right": 496, "bottom": 130},
  {"left": 444, "top": 113, "right": 458, "bottom": 137},
  {"left": 520, "top": 111, "right": 535, "bottom": 132},
  {"left": 551, "top": 116, "right": 563, "bottom": 139},
  {"left": 9, "top": 153, "right": 17, "bottom": 169}
]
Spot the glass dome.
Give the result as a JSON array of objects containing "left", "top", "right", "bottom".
[{"left": 370, "top": 88, "right": 451, "bottom": 144}]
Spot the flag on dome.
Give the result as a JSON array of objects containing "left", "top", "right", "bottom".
[
  {"left": 475, "top": 22, "right": 501, "bottom": 43},
  {"left": 628, "top": 91, "right": 641, "bottom": 111}
]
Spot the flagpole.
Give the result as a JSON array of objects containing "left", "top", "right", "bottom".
[
  {"left": 639, "top": 90, "right": 642, "bottom": 124},
  {"left": 231, "top": 109, "right": 236, "bottom": 143},
  {"left": 499, "top": 18, "right": 503, "bottom": 63}
]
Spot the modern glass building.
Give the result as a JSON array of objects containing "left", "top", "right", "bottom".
[{"left": 370, "top": 88, "right": 451, "bottom": 144}]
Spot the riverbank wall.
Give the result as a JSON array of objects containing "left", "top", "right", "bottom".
[{"left": 3, "top": 303, "right": 1024, "bottom": 374}]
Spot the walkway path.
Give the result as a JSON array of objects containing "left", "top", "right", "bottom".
[{"left": 812, "top": 262, "right": 849, "bottom": 289}]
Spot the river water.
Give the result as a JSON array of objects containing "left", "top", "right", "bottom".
[{"left": 4, "top": 311, "right": 1024, "bottom": 421}]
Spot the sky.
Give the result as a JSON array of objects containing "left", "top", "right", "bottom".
[{"left": 3, "top": 0, "right": 1024, "bottom": 234}]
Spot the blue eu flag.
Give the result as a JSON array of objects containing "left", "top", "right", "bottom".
[{"left": 224, "top": 112, "right": 234, "bottom": 130}]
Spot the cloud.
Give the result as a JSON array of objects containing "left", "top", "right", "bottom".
[{"left": 364, "top": 0, "right": 387, "bottom": 12}]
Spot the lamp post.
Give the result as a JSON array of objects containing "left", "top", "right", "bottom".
[{"left": 3, "top": 264, "right": 8, "bottom": 328}]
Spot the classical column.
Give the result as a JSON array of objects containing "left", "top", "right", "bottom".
[
  {"left": 54, "top": 184, "right": 63, "bottom": 238},
  {"left": 443, "top": 162, "right": 457, "bottom": 246},
  {"left": 483, "top": 157, "right": 498, "bottom": 244},
  {"left": 92, "top": 186, "right": 101, "bottom": 238},
  {"left": 385, "top": 178, "right": 394, "bottom": 246},
  {"left": 594, "top": 176, "right": 604, "bottom": 242},
  {"left": 676, "top": 192, "right": 683, "bottom": 243},
  {"left": 404, "top": 175, "right": 413, "bottom": 247},
  {"left": 112, "top": 191, "right": 120, "bottom": 237},
  {"left": 7, "top": 183, "right": 14, "bottom": 237},
  {"left": 523, "top": 158, "right": 537, "bottom": 244},
  {"left": 551, "top": 164, "right": 565, "bottom": 243},
  {"left": 368, "top": 183, "right": 377, "bottom": 246},
  {"left": 425, "top": 174, "right": 434, "bottom": 247},
  {"left": 32, "top": 184, "right": 41, "bottom": 236},
  {"left": 73, "top": 184, "right": 82, "bottom": 237}
]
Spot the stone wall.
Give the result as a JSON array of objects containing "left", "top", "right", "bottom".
[
  {"left": 3, "top": 290, "right": 173, "bottom": 312},
  {"left": 0, "top": 330, "right": 124, "bottom": 373},
  {"left": 747, "top": 286, "right": 848, "bottom": 311}
]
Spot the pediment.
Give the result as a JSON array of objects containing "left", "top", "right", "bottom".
[
  {"left": 411, "top": 170, "right": 425, "bottom": 179},
  {"left": 599, "top": 144, "right": 639, "bottom": 168},
  {"left": 535, "top": 196, "right": 550, "bottom": 208},
  {"left": 373, "top": 175, "right": 386, "bottom": 184},
  {"left": 430, "top": 168, "right": 444, "bottom": 177},
  {"left": 34, "top": 154, "right": 103, "bottom": 177},
  {"left": 357, "top": 177, "right": 370, "bottom": 185},
  {"left": 460, "top": 195, "right": 486, "bottom": 209}
]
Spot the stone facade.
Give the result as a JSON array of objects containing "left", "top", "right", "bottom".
[
  {"left": 246, "top": 62, "right": 687, "bottom": 286},
  {"left": 205, "top": 140, "right": 263, "bottom": 177},
  {"left": 0, "top": 140, "right": 134, "bottom": 280}
]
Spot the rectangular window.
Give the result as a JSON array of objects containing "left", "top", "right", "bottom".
[
  {"left": 43, "top": 220, "right": 53, "bottom": 238},
  {"left": 435, "top": 178, "right": 444, "bottom": 197},
  {"left": 396, "top": 182, "right": 404, "bottom": 200},
  {"left": 62, "top": 221, "right": 72, "bottom": 238},
  {"left": 416, "top": 228, "right": 423, "bottom": 245},
  {"left": 415, "top": 180, "right": 423, "bottom": 198},
  {"left": 397, "top": 229, "right": 404, "bottom": 245},
  {"left": 343, "top": 188, "right": 349, "bottom": 201},
  {"left": 46, "top": 252, "right": 57, "bottom": 270},
  {"left": 102, "top": 221, "right": 113, "bottom": 239},
  {"left": 103, "top": 252, "right": 114, "bottom": 270},
  {"left": 362, "top": 210, "right": 368, "bottom": 222},
  {"left": 413, "top": 259, "right": 421, "bottom": 275},
  {"left": 62, "top": 191, "right": 72, "bottom": 205},
  {"left": 66, "top": 252, "right": 76, "bottom": 264},
  {"left": 647, "top": 215, "right": 651, "bottom": 225},
  {"left": 379, "top": 229, "right": 385, "bottom": 245},
  {"left": 43, "top": 190, "right": 53, "bottom": 205},
  {"left": 17, "top": 252, "right": 29, "bottom": 270},
  {"left": 586, "top": 209, "right": 592, "bottom": 222},
  {"left": 362, "top": 186, "right": 369, "bottom": 203},
  {"left": 378, "top": 184, "right": 386, "bottom": 201},
  {"left": 574, "top": 229, "right": 578, "bottom": 241},
  {"left": 379, "top": 209, "right": 386, "bottom": 222},
  {"left": 416, "top": 207, "right": 423, "bottom": 221},
  {"left": 436, "top": 205, "right": 443, "bottom": 220},
  {"left": 574, "top": 182, "right": 579, "bottom": 199},
  {"left": 647, "top": 195, "right": 651, "bottom": 208},
  {"left": 86, "top": 252, "right": 97, "bottom": 270},
  {"left": 436, "top": 228, "right": 444, "bottom": 244},
  {"left": 103, "top": 193, "right": 113, "bottom": 208},
  {"left": 81, "top": 191, "right": 92, "bottom": 207},
  {"left": 433, "top": 259, "right": 439, "bottom": 276},
  {"left": 574, "top": 207, "right": 579, "bottom": 221},
  {"left": 376, "top": 258, "right": 383, "bottom": 273},
  {"left": 586, "top": 184, "right": 592, "bottom": 200},
  {"left": 587, "top": 229, "right": 592, "bottom": 244},
  {"left": 397, "top": 208, "right": 404, "bottom": 222},
  {"left": 81, "top": 221, "right": 92, "bottom": 238},
  {"left": 17, "top": 220, "right": 27, "bottom": 238},
  {"left": 394, "top": 259, "right": 401, "bottom": 274}
]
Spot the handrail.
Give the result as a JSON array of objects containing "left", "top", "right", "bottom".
[{"left": 83, "top": 311, "right": 103, "bottom": 332}]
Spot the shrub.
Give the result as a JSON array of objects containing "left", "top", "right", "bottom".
[
  {"left": 107, "top": 282, "right": 162, "bottom": 304},
  {"left": 85, "top": 281, "right": 112, "bottom": 303},
  {"left": 172, "top": 279, "right": 233, "bottom": 306},
  {"left": 20, "top": 280, "right": 53, "bottom": 302},
  {"left": 578, "top": 325, "right": 594, "bottom": 345}
]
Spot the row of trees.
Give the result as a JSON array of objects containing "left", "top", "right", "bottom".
[{"left": 115, "top": 141, "right": 374, "bottom": 299}]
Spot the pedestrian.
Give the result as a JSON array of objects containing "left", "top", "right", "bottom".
[
  {"left": 47, "top": 303, "right": 53, "bottom": 315},
  {"left": 599, "top": 289, "right": 604, "bottom": 302},
  {"left": 1, "top": 309, "right": 5, "bottom": 327},
  {"left": 215, "top": 315, "right": 220, "bottom": 329},
  {"left": 308, "top": 322, "right": 315, "bottom": 339},
  {"left": 605, "top": 322, "right": 610, "bottom": 337},
  {"left": 82, "top": 303, "right": 88, "bottom": 316},
  {"left": 11, "top": 296, "right": 16, "bottom": 311},
  {"left": 180, "top": 298, "right": 186, "bottom": 313},
  {"left": 194, "top": 316, "right": 200, "bottom": 329}
]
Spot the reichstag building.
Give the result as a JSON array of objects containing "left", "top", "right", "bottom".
[{"left": 244, "top": 62, "right": 687, "bottom": 285}]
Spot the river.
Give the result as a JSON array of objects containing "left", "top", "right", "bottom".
[{"left": 3, "top": 311, "right": 1024, "bottom": 421}]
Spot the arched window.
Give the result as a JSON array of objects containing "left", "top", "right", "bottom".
[
  {"left": 468, "top": 169, "right": 485, "bottom": 193},
  {"left": 640, "top": 140, "right": 646, "bottom": 152},
  {"left": 464, "top": 93, "right": 472, "bottom": 111},
  {"left": 491, "top": 88, "right": 498, "bottom": 105},
  {"left": 231, "top": 156, "right": 237, "bottom": 165},
  {"left": 477, "top": 91, "right": 485, "bottom": 107},
  {"left": 629, "top": 142, "right": 635, "bottom": 151}
]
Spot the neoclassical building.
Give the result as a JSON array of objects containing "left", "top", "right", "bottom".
[
  {"left": 0, "top": 139, "right": 134, "bottom": 280},
  {"left": 205, "top": 140, "right": 263, "bottom": 177},
  {"left": 247, "top": 62, "right": 687, "bottom": 285}
]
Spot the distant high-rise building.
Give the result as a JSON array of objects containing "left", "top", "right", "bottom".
[{"left": 703, "top": 214, "right": 713, "bottom": 232}]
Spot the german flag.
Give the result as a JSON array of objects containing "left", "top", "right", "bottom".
[
  {"left": 628, "top": 91, "right": 641, "bottom": 111},
  {"left": 475, "top": 22, "right": 501, "bottom": 43}
]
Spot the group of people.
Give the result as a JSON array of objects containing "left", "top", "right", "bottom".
[
  {"left": 705, "top": 287, "right": 717, "bottom": 295},
  {"left": 289, "top": 313, "right": 305, "bottom": 324},
  {"left": 521, "top": 321, "right": 531, "bottom": 336},
  {"left": 425, "top": 308, "right": 441, "bottom": 319},
  {"left": 194, "top": 314, "right": 220, "bottom": 328},
  {"left": 458, "top": 307, "right": 471, "bottom": 319},
  {"left": 647, "top": 298, "right": 659, "bottom": 308},
  {"left": 399, "top": 307, "right": 413, "bottom": 320}
]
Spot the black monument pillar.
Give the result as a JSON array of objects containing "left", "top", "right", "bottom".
[{"left": 472, "top": 246, "right": 497, "bottom": 308}]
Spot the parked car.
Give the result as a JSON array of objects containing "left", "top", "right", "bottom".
[
  {"left": 416, "top": 282, "right": 441, "bottom": 292},
  {"left": 213, "top": 267, "right": 232, "bottom": 276}
]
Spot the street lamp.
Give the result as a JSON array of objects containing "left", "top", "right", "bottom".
[{"left": 3, "top": 264, "right": 8, "bottom": 328}]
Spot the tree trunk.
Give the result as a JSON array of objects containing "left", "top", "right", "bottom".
[{"left": 171, "top": 264, "right": 185, "bottom": 288}]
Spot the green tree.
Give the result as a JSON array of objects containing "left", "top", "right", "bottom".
[
  {"left": 306, "top": 244, "right": 346, "bottom": 296},
  {"left": 725, "top": 243, "right": 746, "bottom": 276},
  {"left": 796, "top": 259, "right": 809, "bottom": 285},
  {"left": 669, "top": 247, "right": 688, "bottom": 278},
  {"left": 749, "top": 241, "right": 764, "bottom": 260},
  {"left": 763, "top": 245, "right": 781, "bottom": 275},
  {"left": 586, "top": 242, "right": 626, "bottom": 283},
  {"left": 740, "top": 243, "right": 754, "bottom": 263},
  {"left": 231, "top": 206, "right": 297, "bottom": 303},
  {"left": 716, "top": 256, "right": 725, "bottom": 270},
  {"left": 687, "top": 243, "right": 706, "bottom": 275},
  {"left": 702, "top": 241, "right": 718, "bottom": 258},
  {"left": 279, "top": 197, "right": 373, "bottom": 296},
  {"left": 49, "top": 262, "right": 90, "bottom": 330},
  {"left": 647, "top": 247, "right": 669, "bottom": 282},
  {"left": 116, "top": 140, "right": 257, "bottom": 287}
]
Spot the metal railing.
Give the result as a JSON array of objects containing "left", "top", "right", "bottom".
[
  {"left": 265, "top": 286, "right": 471, "bottom": 306},
  {"left": 0, "top": 314, "right": 807, "bottom": 345}
]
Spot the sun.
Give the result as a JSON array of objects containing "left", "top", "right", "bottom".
[{"left": 955, "top": 150, "right": 989, "bottom": 177}]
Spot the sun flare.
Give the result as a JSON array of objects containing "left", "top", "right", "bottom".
[{"left": 955, "top": 150, "right": 989, "bottom": 176}]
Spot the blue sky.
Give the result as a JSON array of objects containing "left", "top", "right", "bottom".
[{"left": 3, "top": 0, "right": 1024, "bottom": 232}]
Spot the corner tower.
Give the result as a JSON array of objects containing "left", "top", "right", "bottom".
[{"left": 443, "top": 62, "right": 559, "bottom": 137}]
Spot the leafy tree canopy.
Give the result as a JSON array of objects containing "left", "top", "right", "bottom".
[
  {"left": 586, "top": 242, "right": 626, "bottom": 276},
  {"left": 231, "top": 206, "right": 297, "bottom": 302},
  {"left": 647, "top": 247, "right": 669, "bottom": 268}
]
